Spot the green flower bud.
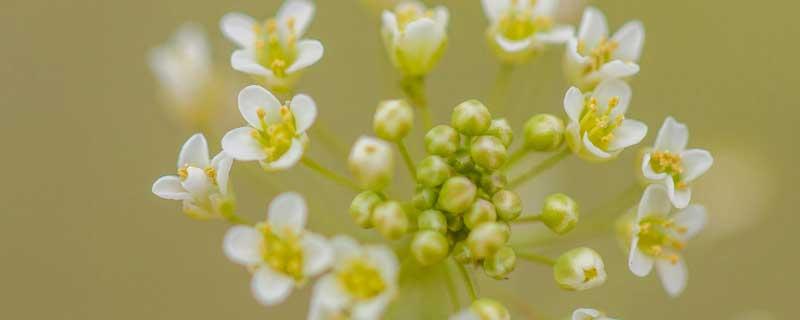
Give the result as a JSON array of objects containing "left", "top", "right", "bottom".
[
  {"left": 467, "top": 222, "right": 509, "bottom": 259},
  {"left": 470, "top": 136, "right": 508, "bottom": 171},
  {"left": 418, "top": 209, "right": 447, "bottom": 234},
  {"left": 425, "top": 125, "right": 460, "bottom": 157},
  {"left": 553, "top": 247, "right": 607, "bottom": 291},
  {"left": 524, "top": 114, "right": 565, "bottom": 151},
  {"left": 437, "top": 176, "right": 477, "bottom": 214},
  {"left": 486, "top": 118, "right": 513, "bottom": 147},
  {"left": 452, "top": 100, "right": 492, "bottom": 136},
  {"left": 412, "top": 187, "right": 438, "bottom": 210},
  {"left": 450, "top": 150, "right": 475, "bottom": 173},
  {"left": 464, "top": 198, "right": 497, "bottom": 230},
  {"left": 470, "top": 299, "right": 510, "bottom": 320},
  {"left": 371, "top": 201, "right": 409, "bottom": 240},
  {"left": 349, "top": 191, "right": 384, "bottom": 228},
  {"left": 416, "top": 155, "right": 453, "bottom": 188},
  {"left": 374, "top": 99, "right": 414, "bottom": 141},
  {"left": 452, "top": 241, "right": 473, "bottom": 264},
  {"left": 480, "top": 172, "right": 507, "bottom": 195},
  {"left": 348, "top": 136, "right": 394, "bottom": 191},
  {"left": 447, "top": 214, "right": 464, "bottom": 232},
  {"left": 411, "top": 230, "right": 449, "bottom": 266},
  {"left": 492, "top": 190, "right": 522, "bottom": 221},
  {"left": 540, "top": 193, "right": 579, "bottom": 235},
  {"left": 483, "top": 246, "right": 517, "bottom": 279}
]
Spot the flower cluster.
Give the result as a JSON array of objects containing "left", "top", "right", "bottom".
[{"left": 148, "top": 1, "right": 714, "bottom": 319}]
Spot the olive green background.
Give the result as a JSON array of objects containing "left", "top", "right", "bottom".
[{"left": 2, "top": 0, "right": 796, "bottom": 319}]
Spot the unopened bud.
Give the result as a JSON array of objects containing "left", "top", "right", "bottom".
[
  {"left": 450, "top": 150, "right": 475, "bottom": 172},
  {"left": 437, "top": 176, "right": 477, "bottom": 214},
  {"left": 425, "top": 125, "right": 460, "bottom": 157},
  {"left": 411, "top": 230, "right": 449, "bottom": 266},
  {"left": 540, "top": 193, "right": 579, "bottom": 235},
  {"left": 486, "top": 118, "right": 513, "bottom": 147},
  {"left": 480, "top": 172, "right": 508, "bottom": 195},
  {"left": 348, "top": 136, "right": 394, "bottom": 191},
  {"left": 470, "top": 299, "right": 510, "bottom": 320},
  {"left": 416, "top": 155, "right": 452, "bottom": 188},
  {"left": 483, "top": 246, "right": 517, "bottom": 279},
  {"left": 452, "top": 100, "right": 492, "bottom": 136},
  {"left": 470, "top": 136, "right": 508, "bottom": 171},
  {"left": 464, "top": 198, "right": 497, "bottom": 230},
  {"left": 374, "top": 99, "right": 414, "bottom": 141},
  {"left": 418, "top": 209, "right": 448, "bottom": 234},
  {"left": 492, "top": 190, "right": 522, "bottom": 221},
  {"left": 412, "top": 187, "right": 438, "bottom": 210},
  {"left": 371, "top": 201, "right": 409, "bottom": 240},
  {"left": 349, "top": 191, "right": 384, "bottom": 228},
  {"left": 524, "top": 114, "right": 565, "bottom": 151},
  {"left": 553, "top": 247, "right": 607, "bottom": 291},
  {"left": 467, "top": 222, "right": 509, "bottom": 259}
]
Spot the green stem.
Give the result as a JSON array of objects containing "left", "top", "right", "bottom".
[
  {"left": 442, "top": 261, "right": 461, "bottom": 311},
  {"left": 455, "top": 261, "right": 478, "bottom": 301},
  {"left": 512, "top": 214, "right": 540, "bottom": 224},
  {"left": 221, "top": 211, "right": 249, "bottom": 225},
  {"left": 490, "top": 63, "right": 514, "bottom": 114},
  {"left": 396, "top": 140, "right": 417, "bottom": 181},
  {"left": 300, "top": 156, "right": 360, "bottom": 192},
  {"left": 508, "top": 148, "right": 571, "bottom": 189},
  {"left": 503, "top": 147, "right": 530, "bottom": 170},
  {"left": 516, "top": 252, "right": 556, "bottom": 266},
  {"left": 402, "top": 76, "right": 433, "bottom": 130}
]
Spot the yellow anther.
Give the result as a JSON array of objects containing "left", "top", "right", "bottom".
[
  {"left": 178, "top": 166, "right": 189, "bottom": 180},
  {"left": 256, "top": 39, "right": 265, "bottom": 49},
  {"left": 205, "top": 167, "right": 218, "bottom": 185},
  {"left": 250, "top": 129, "right": 261, "bottom": 139},
  {"left": 675, "top": 226, "right": 688, "bottom": 234},
  {"left": 651, "top": 245, "right": 663, "bottom": 256},
  {"left": 671, "top": 240, "right": 686, "bottom": 250},
  {"left": 583, "top": 267, "right": 598, "bottom": 282},
  {"left": 266, "top": 19, "right": 278, "bottom": 34},
  {"left": 285, "top": 17, "right": 296, "bottom": 31},
  {"left": 256, "top": 108, "right": 267, "bottom": 119},
  {"left": 608, "top": 96, "right": 620, "bottom": 108},
  {"left": 667, "top": 254, "right": 680, "bottom": 265}
]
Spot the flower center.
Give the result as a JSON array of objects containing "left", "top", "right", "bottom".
[
  {"left": 578, "top": 96, "right": 623, "bottom": 150},
  {"left": 250, "top": 105, "right": 297, "bottom": 162},
  {"left": 253, "top": 18, "right": 298, "bottom": 78},
  {"left": 259, "top": 223, "right": 304, "bottom": 280},
  {"left": 496, "top": 0, "right": 552, "bottom": 41},
  {"left": 578, "top": 38, "right": 618, "bottom": 75},
  {"left": 582, "top": 266, "right": 598, "bottom": 283},
  {"left": 177, "top": 165, "right": 218, "bottom": 185},
  {"left": 395, "top": 3, "right": 434, "bottom": 29},
  {"left": 649, "top": 151, "right": 687, "bottom": 189},
  {"left": 636, "top": 215, "right": 688, "bottom": 264},
  {"left": 337, "top": 258, "right": 386, "bottom": 300}
]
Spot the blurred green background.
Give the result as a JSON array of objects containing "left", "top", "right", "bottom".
[{"left": 2, "top": 0, "right": 797, "bottom": 319}]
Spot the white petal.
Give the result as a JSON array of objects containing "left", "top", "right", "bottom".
[
  {"left": 533, "top": 0, "right": 559, "bottom": 18},
  {"left": 178, "top": 133, "right": 209, "bottom": 169},
  {"left": 181, "top": 167, "right": 213, "bottom": 197},
  {"left": 239, "top": 85, "right": 282, "bottom": 128},
  {"left": 290, "top": 94, "right": 317, "bottom": 133},
  {"left": 261, "top": 138, "right": 304, "bottom": 171},
  {"left": 637, "top": 184, "right": 672, "bottom": 219},
  {"left": 222, "top": 127, "right": 267, "bottom": 161},
  {"left": 277, "top": 0, "right": 315, "bottom": 38},
  {"left": 591, "top": 79, "right": 632, "bottom": 117},
  {"left": 311, "top": 274, "right": 349, "bottom": 311},
  {"left": 431, "top": 6, "right": 449, "bottom": 29},
  {"left": 612, "top": 20, "right": 645, "bottom": 62},
  {"left": 302, "top": 233, "right": 334, "bottom": 277},
  {"left": 534, "top": 25, "right": 575, "bottom": 44},
  {"left": 582, "top": 133, "right": 613, "bottom": 159},
  {"left": 352, "top": 292, "right": 393, "bottom": 320},
  {"left": 481, "top": 0, "right": 511, "bottom": 22},
  {"left": 573, "top": 308, "right": 602, "bottom": 320},
  {"left": 366, "top": 246, "right": 399, "bottom": 280},
  {"left": 231, "top": 49, "right": 273, "bottom": 76},
  {"left": 673, "top": 205, "right": 707, "bottom": 240},
  {"left": 331, "top": 235, "right": 362, "bottom": 266},
  {"left": 495, "top": 34, "right": 533, "bottom": 53},
  {"left": 665, "top": 177, "right": 691, "bottom": 209},
  {"left": 607, "top": 119, "right": 647, "bottom": 151},
  {"left": 152, "top": 176, "right": 190, "bottom": 200},
  {"left": 641, "top": 152, "right": 668, "bottom": 181},
  {"left": 251, "top": 267, "right": 294, "bottom": 306},
  {"left": 565, "top": 38, "right": 589, "bottom": 64},
  {"left": 577, "top": 7, "right": 608, "bottom": 50},
  {"left": 287, "top": 39, "right": 324, "bottom": 74},
  {"left": 680, "top": 149, "right": 713, "bottom": 182},
  {"left": 220, "top": 12, "right": 256, "bottom": 48},
  {"left": 268, "top": 192, "right": 307, "bottom": 235},
  {"left": 381, "top": 11, "right": 399, "bottom": 39},
  {"left": 211, "top": 152, "right": 234, "bottom": 195},
  {"left": 654, "top": 117, "right": 689, "bottom": 153},
  {"left": 656, "top": 256, "right": 688, "bottom": 297},
  {"left": 396, "top": 18, "right": 445, "bottom": 73},
  {"left": 593, "top": 60, "right": 640, "bottom": 80},
  {"left": 564, "top": 86, "right": 585, "bottom": 123},
  {"left": 628, "top": 237, "right": 655, "bottom": 277},
  {"left": 223, "top": 225, "right": 262, "bottom": 265}
]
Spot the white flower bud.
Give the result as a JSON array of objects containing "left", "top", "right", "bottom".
[
  {"left": 492, "top": 190, "right": 522, "bottom": 221},
  {"left": 540, "top": 193, "right": 579, "bottom": 235},
  {"left": 416, "top": 155, "right": 453, "bottom": 188},
  {"left": 554, "top": 247, "right": 607, "bottom": 291},
  {"left": 348, "top": 136, "right": 394, "bottom": 191},
  {"left": 381, "top": 2, "right": 449, "bottom": 77},
  {"left": 425, "top": 125, "right": 460, "bottom": 157},
  {"left": 349, "top": 191, "right": 384, "bottom": 228},
  {"left": 470, "top": 135, "right": 508, "bottom": 171},
  {"left": 524, "top": 114, "right": 565, "bottom": 151},
  {"left": 374, "top": 99, "right": 414, "bottom": 141},
  {"left": 411, "top": 230, "right": 449, "bottom": 266},
  {"left": 464, "top": 198, "right": 498, "bottom": 230},
  {"left": 372, "top": 201, "right": 409, "bottom": 240},
  {"left": 437, "top": 176, "right": 477, "bottom": 214},
  {"left": 467, "top": 222, "right": 509, "bottom": 259},
  {"left": 483, "top": 246, "right": 516, "bottom": 280},
  {"left": 452, "top": 100, "right": 492, "bottom": 136},
  {"left": 418, "top": 209, "right": 448, "bottom": 234},
  {"left": 486, "top": 118, "right": 513, "bottom": 147},
  {"left": 470, "top": 299, "right": 510, "bottom": 320}
]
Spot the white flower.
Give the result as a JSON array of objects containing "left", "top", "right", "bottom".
[
  {"left": 148, "top": 23, "right": 212, "bottom": 107},
  {"left": 641, "top": 117, "right": 714, "bottom": 208},
  {"left": 564, "top": 6, "right": 645, "bottom": 89},
  {"left": 572, "top": 308, "right": 617, "bottom": 320},
  {"left": 563, "top": 79, "right": 647, "bottom": 162},
  {"left": 222, "top": 85, "right": 317, "bottom": 171},
  {"left": 381, "top": 1, "right": 449, "bottom": 77},
  {"left": 223, "top": 192, "right": 334, "bottom": 306},
  {"left": 481, "top": 0, "right": 574, "bottom": 63},
  {"left": 308, "top": 236, "right": 399, "bottom": 320},
  {"left": 152, "top": 134, "right": 235, "bottom": 219},
  {"left": 628, "top": 184, "right": 707, "bottom": 297},
  {"left": 220, "top": 0, "right": 323, "bottom": 91}
]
